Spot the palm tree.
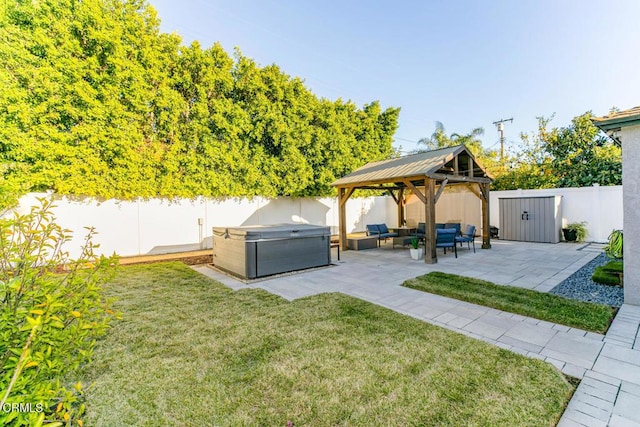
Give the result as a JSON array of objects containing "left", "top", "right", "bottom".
[
  {"left": 415, "top": 122, "right": 484, "bottom": 156},
  {"left": 450, "top": 126, "right": 484, "bottom": 155}
]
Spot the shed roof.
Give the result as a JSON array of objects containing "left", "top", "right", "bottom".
[{"left": 331, "top": 145, "right": 490, "bottom": 187}]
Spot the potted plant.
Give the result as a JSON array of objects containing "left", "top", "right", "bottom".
[
  {"left": 409, "top": 237, "right": 423, "bottom": 260},
  {"left": 562, "top": 221, "right": 588, "bottom": 242}
]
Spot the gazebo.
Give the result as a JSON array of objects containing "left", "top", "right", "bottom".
[{"left": 331, "top": 145, "right": 492, "bottom": 263}]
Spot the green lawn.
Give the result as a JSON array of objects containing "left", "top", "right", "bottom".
[
  {"left": 80, "top": 263, "right": 574, "bottom": 426},
  {"left": 404, "top": 272, "right": 615, "bottom": 334}
]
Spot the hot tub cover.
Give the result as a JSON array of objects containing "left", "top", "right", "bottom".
[{"left": 213, "top": 223, "right": 330, "bottom": 241}]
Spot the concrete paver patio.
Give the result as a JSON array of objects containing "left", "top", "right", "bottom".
[{"left": 192, "top": 239, "right": 640, "bottom": 426}]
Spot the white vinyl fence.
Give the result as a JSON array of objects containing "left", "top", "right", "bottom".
[
  {"left": 8, "top": 185, "right": 622, "bottom": 258},
  {"left": 406, "top": 184, "right": 623, "bottom": 243},
  {"left": 489, "top": 185, "right": 623, "bottom": 243},
  {"left": 9, "top": 193, "right": 395, "bottom": 258}
]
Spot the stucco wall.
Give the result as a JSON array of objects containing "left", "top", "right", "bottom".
[{"left": 622, "top": 125, "right": 640, "bottom": 305}]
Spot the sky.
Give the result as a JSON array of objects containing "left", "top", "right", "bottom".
[{"left": 147, "top": 0, "right": 640, "bottom": 154}]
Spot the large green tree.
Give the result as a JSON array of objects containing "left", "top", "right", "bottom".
[
  {"left": 544, "top": 112, "right": 621, "bottom": 187},
  {"left": 491, "top": 112, "right": 621, "bottom": 190},
  {"left": 0, "top": 0, "right": 399, "bottom": 206}
]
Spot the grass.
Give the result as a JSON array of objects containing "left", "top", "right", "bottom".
[
  {"left": 592, "top": 260, "right": 623, "bottom": 286},
  {"left": 602, "top": 260, "right": 624, "bottom": 273},
  {"left": 403, "top": 272, "right": 615, "bottom": 334},
  {"left": 592, "top": 267, "right": 622, "bottom": 286},
  {"left": 79, "top": 262, "right": 574, "bottom": 426}
]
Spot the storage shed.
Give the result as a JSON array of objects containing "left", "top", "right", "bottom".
[{"left": 499, "top": 196, "right": 562, "bottom": 243}]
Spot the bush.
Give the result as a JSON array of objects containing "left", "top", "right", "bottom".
[
  {"left": 0, "top": 199, "right": 118, "bottom": 426},
  {"left": 604, "top": 230, "right": 623, "bottom": 259},
  {"left": 602, "top": 260, "right": 623, "bottom": 273},
  {"left": 592, "top": 260, "right": 623, "bottom": 287}
]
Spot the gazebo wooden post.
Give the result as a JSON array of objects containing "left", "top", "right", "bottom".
[
  {"left": 397, "top": 188, "right": 405, "bottom": 227},
  {"left": 424, "top": 178, "right": 437, "bottom": 263},
  {"left": 338, "top": 187, "right": 348, "bottom": 251},
  {"left": 481, "top": 182, "right": 491, "bottom": 249}
]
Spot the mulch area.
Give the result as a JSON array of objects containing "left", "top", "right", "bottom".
[{"left": 118, "top": 250, "right": 212, "bottom": 266}]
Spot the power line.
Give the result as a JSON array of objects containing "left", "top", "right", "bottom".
[
  {"left": 394, "top": 136, "right": 421, "bottom": 144},
  {"left": 492, "top": 118, "right": 513, "bottom": 160}
]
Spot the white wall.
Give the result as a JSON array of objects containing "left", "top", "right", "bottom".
[
  {"left": 405, "top": 186, "right": 481, "bottom": 231},
  {"left": 490, "top": 185, "right": 623, "bottom": 243},
  {"left": 401, "top": 184, "right": 622, "bottom": 242},
  {"left": 9, "top": 193, "right": 394, "bottom": 258},
  {"left": 8, "top": 185, "right": 622, "bottom": 259}
]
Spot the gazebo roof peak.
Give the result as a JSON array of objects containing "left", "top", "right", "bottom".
[{"left": 331, "top": 144, "right": 489, "bottom": 187}]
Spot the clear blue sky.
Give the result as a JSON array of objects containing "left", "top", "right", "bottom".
[{"left": 148, "top": 0, "right": 640, "bottom": 154}]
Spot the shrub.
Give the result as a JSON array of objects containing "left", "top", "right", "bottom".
[
  {"left": 604, "top": 229, "right": 623, "bottom": 259},
  {"left": 0, "top": 199, "right": 118, "bottom": 426},
  {"left": 592, "top": 260, "right": 623, "bottom": 287},
  {"left": 602, "top": 260, "right": 623, "bottom": 273},
  {"left": 591, "top": 267, "right": 621, "bottom": 286}
]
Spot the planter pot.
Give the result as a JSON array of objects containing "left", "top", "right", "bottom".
[
  {"left": 562, "top": 228, "right": 577, "bottom": 242},
  {"left": 409, "top": 247, "right": 423, "bottom": 260}
]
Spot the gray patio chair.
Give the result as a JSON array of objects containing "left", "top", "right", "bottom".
[
  {"left": 436, "top": 228, "right": 457, "bottom": 258},
  {"left": 455, "top": 225, "right": 476, "bottom": 253}
]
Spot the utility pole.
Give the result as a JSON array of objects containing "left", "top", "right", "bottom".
[{"left": 492, "top": 118, "right": 513, "bottom": 160}]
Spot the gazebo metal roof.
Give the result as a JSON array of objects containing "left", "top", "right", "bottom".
[{"left": 331, "top": 145, "right": 491, "bottom": 188}]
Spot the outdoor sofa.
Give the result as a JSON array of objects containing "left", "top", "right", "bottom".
[{"left": 365, "top": 224, "right": 399, "bottom": 246}]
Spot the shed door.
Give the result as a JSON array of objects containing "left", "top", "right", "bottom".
[
  {"left": 499, "top": 197, "right": 557, "bottom": 243},
  {"left": 499, "top": 198, "right": 521, "bottom": 241}
]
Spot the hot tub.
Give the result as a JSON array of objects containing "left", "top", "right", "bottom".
[{"left": 212, "top": 224, "right": 331, "bottom": 279}]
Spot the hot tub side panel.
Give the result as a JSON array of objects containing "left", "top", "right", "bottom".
[
  {"left": 255, "top": 236, "right": 330, "bottom": 277},
  {"left": 213, "top": 231, "right": 254, "bottom": 279}
]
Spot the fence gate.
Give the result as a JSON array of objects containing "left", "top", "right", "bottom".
[{"left": 498, "top": 196, "right": 562, "bottom": 243}]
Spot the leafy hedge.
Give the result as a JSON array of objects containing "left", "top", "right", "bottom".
[
  {"left": 0, "top": 199, "right": 118, "bottom": 426},
  {"left": 0, "top": 0, "right": 399, "bottom": 208}
]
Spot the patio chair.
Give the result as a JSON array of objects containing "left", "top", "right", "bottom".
[
  {"left": 414, "top": 222, "right": 426, "bottom": 237},
  {"left": 455, "top": 225, "right": 476, "bottom": 253},
  {"left": 366, "top": 224, "right": 380, "bottom": 237},
  {"left": 365, "top": 223, "right": 398, "bottom": 246},
  {"left": 444, "top": 222, "right": 461, "bottom": 237},
  {"left": 436, "top": 228, "right": 457, "bottom": 258}
]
